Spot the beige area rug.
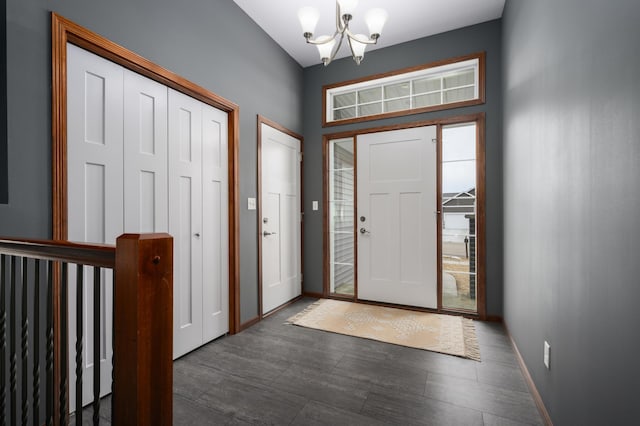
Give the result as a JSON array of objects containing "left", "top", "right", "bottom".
[{"left": 287, "top": 299, "right": 481, "bottom": 361}]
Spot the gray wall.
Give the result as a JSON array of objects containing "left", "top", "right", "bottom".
[
  {"left": 502, "top": 0, "right": 640, "bottom": 423},
  {"left": 0, "top": 0, "right": 304, "bottom": 323},
  {"left": 302, "top": 20, "right": 504, "bottom": 317}
]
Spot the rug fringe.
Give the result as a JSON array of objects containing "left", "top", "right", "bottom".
[
  {"left": 284, "top": 299, "right": 325, "bottom": 324},
  {"left": 462, "top": 318, "right": 482, "bottom": 361}
]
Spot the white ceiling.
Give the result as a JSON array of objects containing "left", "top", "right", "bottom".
[{"left": 233, "top": 0, "right": 505, "bottom": 68}]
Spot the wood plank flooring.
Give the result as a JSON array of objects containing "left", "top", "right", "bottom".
[{"left": 76, "top": 298, "right": 544, "bottom": 425}]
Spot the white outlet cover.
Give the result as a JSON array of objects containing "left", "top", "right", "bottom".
[
  {"left": 544, "top": 341, "right": 550, "bottom": 369},
  {"left": 312, "top": 201, "right": 318, "bottom": 211}
]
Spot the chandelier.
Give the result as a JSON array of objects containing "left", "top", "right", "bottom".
[{"left": 297, "top": 0, "right": 388, "bottom": 66}]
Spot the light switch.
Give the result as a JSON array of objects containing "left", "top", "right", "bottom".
[
  {"left": 312, "top": 201, "right": 318, "bottom": 211},
  {"left": 247, "top": 197, "right": 256, "bottom": 210}
]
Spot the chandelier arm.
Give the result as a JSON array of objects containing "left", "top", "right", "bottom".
[
  {"left": 345, "top": 28, "right": 379, "bottom": 45},
  {"left": 335, "top": 2, "right": 346, "bottom": 33},
  {"left": 325, "top": 31, "right": 345, "bottom": 66},
  {"left": 305, "top": 29, "right": 340, "bottom": 45}
]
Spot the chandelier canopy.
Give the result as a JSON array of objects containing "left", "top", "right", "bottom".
[{"left": 298, "top": 0, "right": 388, "bottom": 66}]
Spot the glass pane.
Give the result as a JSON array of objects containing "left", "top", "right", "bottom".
[
  {"left": 412, "top": 77, "right": 441, "bottom": 94},
  {"left": 358, "top": 87, "right": 382, "bottom": 103},
  {"left": 330, "top": 170, "right": 354, "bottom": 199},
  {"left": 443, "top": 69, "right": 475, "bottom": 89},
  {"left": 384, "top": 98, "right": 410, "bottom": 113},
  {"left": 329, "top": 138, "right": 355, "bottom": 297},
  {"left": 358, "top": 102, "right": 382, "bottom": 116},
  {"left": 441, "top": 123, "right": 477, "bottom": 312},
  {"left": 333, "top": 107, "right": 356, "bottom": 121},
  {"left": 384, "top": 82, "right": 410, "bottom": 99},
  {"left": 442, "top": 160, "right": 476, "bottom": 194},
  {"left": 442, "top": 124, "right": 476, "bottom": 162},
  {"left": 334, "top": 92, "right": 356, "bottom": 108},
  {"left": 413, "top": 92, "right": 441, "bottom": 108},
  {"left": 443, "top": 86, "right": 475, "bottom": 103}
]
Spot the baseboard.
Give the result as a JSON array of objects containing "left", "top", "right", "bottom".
[
  {"left": 503, "top": 322, "right": 554, "bottom": 426},
  {"left": 486, "top": 315, "right": 503, "bottom": 322},
  {"left": 302, "top": 291, "right": 324, "bottom": 299},
  {"left": 263, "top": 295, "right": 303, "bottom": 318},
  {"left": 239, "top": 315, "right": 260, "bottom": 332}
]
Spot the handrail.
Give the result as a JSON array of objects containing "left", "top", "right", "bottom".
[
  {"left": 0, "top": 238, "right": 115, "bottom": 268},
  {"left": 0, "top": 233, "right": 173, "bottom": 425}
]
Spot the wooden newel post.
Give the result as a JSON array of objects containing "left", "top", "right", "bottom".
[{"left": 113, "top": 233, "right": 173, "bottom": 426}]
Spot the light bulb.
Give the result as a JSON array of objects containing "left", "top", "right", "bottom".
[
  {"left": 365, "top": 8, "right": 388, "bottom": 39},
  {"left": 316, "top": 35, "right": 337, "bottom": 64},
  {"left": 350, "top": 34, "right": 368, "bottom": 64},
  {"left": 338, "top": 0, "right": 359, "bottom": 17},
  {"left": 298, "top": 7, "right": 320, "bottom": 36}
]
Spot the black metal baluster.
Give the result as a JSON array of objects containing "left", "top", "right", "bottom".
[
  {"left": 32, "top": 260, "right": 40, "bottom": 426},
  {"left": 111, "top": 272, "right": 115, "bottom": 425},
  {"left": 45, "top": 262, "right": 53, "bottom": 426},
  {"left": 10, "top": 256, "right": 17, "bottom": 426},
  {"left": 21, "top": 258, "right": 29, "bottom": 426},
  {"left": 75, "top": 265, "right": 83, "bottom": 424},
  {"left": 93, "top": 267, "right": 100, "bottom": 426},
  {"left": 1, "top": 254, "right": 6, "bottom": 424},
  {"left": 59, "top": 263, "right": 67, "bottom": 426}
]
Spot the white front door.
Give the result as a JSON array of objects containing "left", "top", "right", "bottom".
[
  {"left": 260, "top": 123, "right": 302, "bottom": 314},
  {"left": 169, "top": 89, "right": 229, "bottom": 357},
  {"left": 357, "top": 126, "right": 438, "bottom": 308}
]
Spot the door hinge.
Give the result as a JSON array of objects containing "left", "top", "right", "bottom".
[{"left": 431, "top": 138, "right": 437, "bottom": 144}]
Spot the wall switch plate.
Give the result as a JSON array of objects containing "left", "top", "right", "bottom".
[
  {"left": 544, "top": 341, "right": 551, "bottom": 369},
  {"left": 312, "top": 201, "right": 318, "bottom": 211},
  {"left": 247, "top": 197, "right": 256, "bottom": 210}
]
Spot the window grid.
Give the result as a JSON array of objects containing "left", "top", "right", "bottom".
[{"left": 328, "top": 59, "right": 480, "bottom": 123}]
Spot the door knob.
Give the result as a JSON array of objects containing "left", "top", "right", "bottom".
[
  {"left": 194, "top": 233, "right": 201, "bottom": 238},
  {"left": 359, "top": 228, "right": 370, "bottom": 234},
  {"left": 263, "top": 231, "right": 277, "bottom": 236}
]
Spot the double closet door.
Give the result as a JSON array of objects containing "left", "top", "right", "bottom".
[{"left": 67, "top": 44, "right": 228, "bottom": 406}]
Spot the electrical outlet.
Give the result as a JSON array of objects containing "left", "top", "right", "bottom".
[
  {"left": 312, "top": 201, "right": 318, "bottom": 211},
  {"left": 247, "top": 198, "right": 256, "bottom": 210},
  {"left": 544, "top": 341, "right": 551, "bottom": 369}
]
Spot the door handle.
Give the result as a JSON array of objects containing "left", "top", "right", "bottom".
[
  {"left": 359, "top": 228, "right": 370, "bottom": 235},
  {"left": 194, "top": 233, "right": 201, "bottom": 238},
  {"left": 263, "top": 231, "right": 277, "bottom": 237}
]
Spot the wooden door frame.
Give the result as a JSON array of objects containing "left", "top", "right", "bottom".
[
  {"left": 322, "top": 113, "right": 486, "bottom": 320},
  {"left": 51, "top": 17, "right": 242, "bottom": 409},
  {"left": 256, "top": 115, "right": 304, "bottom": 321}
]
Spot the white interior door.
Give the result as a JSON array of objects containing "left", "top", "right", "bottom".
[
  {"left": 67, "top": 44, "right": 122, "bottom": 407},
  {"left": 169, "top": 89, "right": 229, "bottom": 357},
  {"left": 169, "top": 89, "right": 204, "bottom": 357},
  {"left": 260, "top": 123, "right": 302, "bottom": 314},
  {"left": 357, "top": 126, "right": 438, "bottom": 308},
  {"left": 201, "top": 104, "right": 229, "bottom": 342}
]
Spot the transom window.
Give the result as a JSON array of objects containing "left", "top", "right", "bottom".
[{"left": 324, "top": 53, "right": 484, "bottom": 126}]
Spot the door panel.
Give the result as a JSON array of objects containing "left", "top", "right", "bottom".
[
  {"left": 261, "top": 124, "right": 301, "bottom": 314},
  {"left": 201, "top": 105, "right": 229, "bottom": 341},
  {"left": 357, "top": 126, "right": 437, "bottom": 309},
  {"left": 123, "top": 70, "right": 168, "bottom": 234},
  {"left": 169, "top": 89, "right": 204, "bottom": 358},
  {"left": 67, "top": 44, "right": 121, "bottom": 407}
]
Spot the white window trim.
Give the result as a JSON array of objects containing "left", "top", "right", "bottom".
[{"left": 326, "top": 56, "right": 481, "bottom": 124}]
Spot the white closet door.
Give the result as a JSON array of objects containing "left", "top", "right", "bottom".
[
  {"left": 67, "top": 44, "right": 122, "bottom": 407},
  {"left": 123, "top": 70, "right": 169, "bottom": 233},
  {"left": 169, "top": 89, "right": 204, "bottom": 358},
  {"left": 201, "top": 105, "right": 229, "bottom": 341}
]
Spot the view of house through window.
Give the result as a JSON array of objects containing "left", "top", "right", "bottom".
[
  {"left": 441, "top": 123, "right": 477, "bottom": 312},
  {"left": 328, "top": 138, "right": 355, "bottom": 297}
]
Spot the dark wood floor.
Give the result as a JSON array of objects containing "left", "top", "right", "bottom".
[{"left": 82, "top": 297, "right": 544, "bottom": 425}]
